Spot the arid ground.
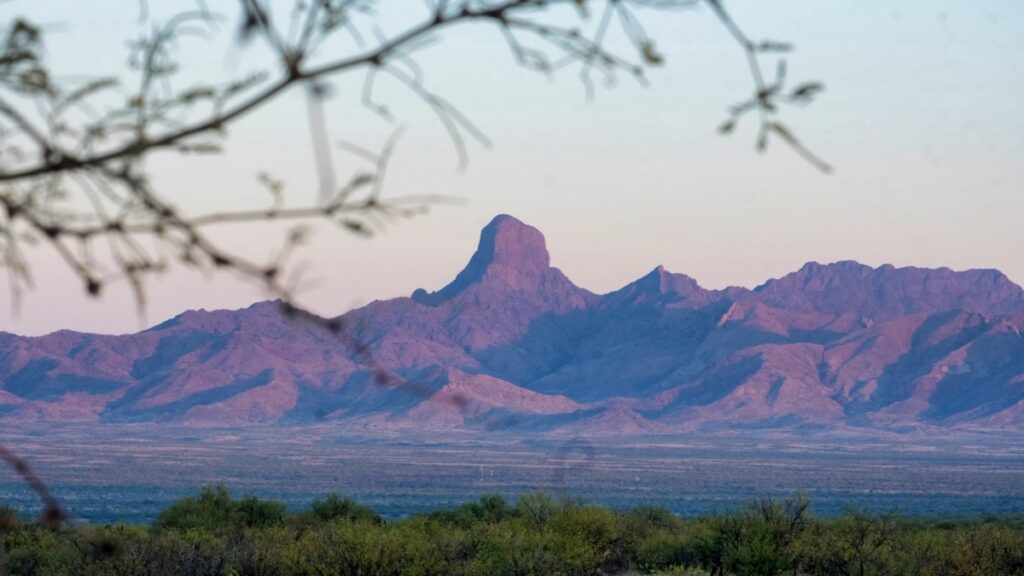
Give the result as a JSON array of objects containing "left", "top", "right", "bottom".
[{"left": 3, "top": 427, "right": 1023, "bottom": 524}]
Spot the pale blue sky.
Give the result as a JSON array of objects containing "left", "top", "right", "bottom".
[{"left": 2, "top": 1, "right": 1023, "bottom": 335}]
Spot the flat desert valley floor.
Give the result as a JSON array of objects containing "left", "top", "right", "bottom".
[{"left": 3, "top": 427, "right": 1024, "bottom": 524}]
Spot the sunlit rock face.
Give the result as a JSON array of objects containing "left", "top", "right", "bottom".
[{"left": 3, "top": 215, "right": 1024, "bottom": 433}]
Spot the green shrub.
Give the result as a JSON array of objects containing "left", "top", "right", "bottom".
[
  {"left": 2, "top": 527, "right": 84, "bottom": 576},
  {"left": 306, "top": 493, "right": 381, "bottom": 525},
  {"left": 233, "top": 495, "right": 287, "bottom": 528},
  {"left": 4, "top": 491, "right": 1024, "bottom": 576},
  {"left": 0, "top": 503, "right": 21, "bottom": 530},
  {"left": 154, "top": 485, "right": 285, "bottom": 532},
  {"left": 636, "top": 530, "right": 700, "bottom": 572},
  {"left": 153, "top": 485, "right": 235, "bottom": 532}
]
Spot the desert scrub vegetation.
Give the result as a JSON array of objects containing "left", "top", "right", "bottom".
[{"left": 2, "top": 488, "right": 1024, "bottom": 575}]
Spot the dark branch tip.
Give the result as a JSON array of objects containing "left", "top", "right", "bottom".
[{"left": 279, "top": 301, "right": 297, "bottom": 317}]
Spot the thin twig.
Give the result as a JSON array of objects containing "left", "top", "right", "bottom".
[{"left": 0, "top": 443, "right": 67, "bottom": 526}]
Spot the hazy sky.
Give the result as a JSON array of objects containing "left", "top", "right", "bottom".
[{"left": 2, "top": 1, "right": 1022, "bottom": 335}]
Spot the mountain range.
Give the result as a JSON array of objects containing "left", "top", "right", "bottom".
[{"left": 3, "top": 214, "right": 1024, "bottom": 433}]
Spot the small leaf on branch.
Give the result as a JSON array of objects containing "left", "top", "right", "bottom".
[
  {"left": 641, "top": 42, "right": 663, "bottom": 66},
  {"left": 789, "top": 82, "right": 825, "bottom": 102},
  {"left": 341, "top": 219, "right": 371, "bottom": 237}
]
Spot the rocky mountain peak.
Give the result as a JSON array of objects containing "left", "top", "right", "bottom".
[{"left": 412, "top": 215, "right": 562, "bottom": 305}]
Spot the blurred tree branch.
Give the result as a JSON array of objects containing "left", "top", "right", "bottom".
[
  {"left": 0, "top": 444, "right": 66, "bottom": 527},
  {"left": 0, "top": 0, "right": 830, "bottom": 527},
  {"left": 0, "top": 0, "right": 829, "bottom": 317}
]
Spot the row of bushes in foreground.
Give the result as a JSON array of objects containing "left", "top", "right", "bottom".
[{"left": 3, "top": 487, "right": 1024, "bottom": 575}]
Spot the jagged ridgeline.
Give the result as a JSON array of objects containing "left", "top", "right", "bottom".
[{"left": 2, "top": 215, "right": 1024, "bottom": 431}]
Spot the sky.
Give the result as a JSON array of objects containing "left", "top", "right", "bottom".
[{"left": 1, "top": 0, "right": 1023, "bottom": 335}]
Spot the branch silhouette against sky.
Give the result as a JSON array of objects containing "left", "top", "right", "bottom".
[
  {"left": 0, "top": 0, "right": 827, "bottom": 320},
  {"left": 0, "top": 0, "right": 831, "bottom": 521}
]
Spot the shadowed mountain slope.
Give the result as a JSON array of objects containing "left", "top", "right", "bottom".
[{"left": 3, "top": 214, "right": 1024, "bottom": 433}]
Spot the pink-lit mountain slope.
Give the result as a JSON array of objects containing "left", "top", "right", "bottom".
[{"left": 3, "top": 214, "right": 1024, "bottom": 433}]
